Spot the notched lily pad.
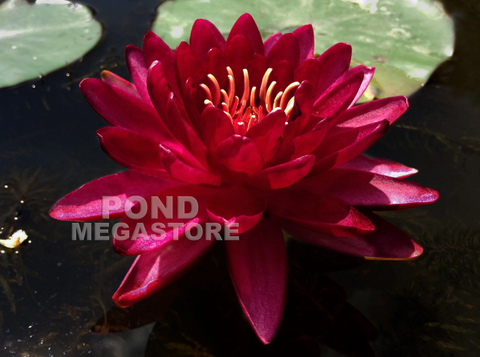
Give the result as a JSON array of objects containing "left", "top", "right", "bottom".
[
  {"left": 0, "top": 0, "right": 102, "bottom": 88},
  {"left": 152, "top": 0, "right": 453, "bottom": 98}
]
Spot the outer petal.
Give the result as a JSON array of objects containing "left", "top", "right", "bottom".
[
  {"left": 49, "top": 171, "right": 181, "bottom": 221},
  {"left": 315, "top": 42, "right": 352, "bottom": 96},
  {"left": 113, "top": 236, "right": 214, "bottom": 308},
  {"left": 225, "top": 216, "right": 287, "bottom": 344},
  {"left": 113, "top": 185, "right": 211, "bottom": 256},
  {"left": 267, "top": 190, "right": 375, "bottom": 237},
  {"left": 190, "top": 19, "right": 226, "bottom": 63},
  {"left": 205, "top": 188, "right": 266, "bottom": 234},
  {"left": 264, "top": 33, "right": 282, "bottom": 55},
  {"left": 338, "top": 155, "right": 418, "bottom": 178},
  {"left": 349, "top": 66, "right": 375, "bottom": 107},
  {"left": 248, "top": 155, "right": 315, "bottom": 190},
  {"left": 293, "top": 24, "right": 314, "bottom": 62},
  {"left": 266, "top": 33, "right": 300, "bottom": 69},
  {"left": 228, "top": 13, "right": 264, "bottom": 56},
  {"left": 279, "top": 214, "right": 423, "bottom": 260},
  {"left": 125, "top": 45, "right": 151, "bottom": 104},
  {"left": 293, "top": 168, "right": 439, "bottom": 210},
  {"left": 100, "top": 70, "right": 140, "bottom": 98}
]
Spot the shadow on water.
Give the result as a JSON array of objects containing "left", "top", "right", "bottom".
[{"left": 1, "top": 0, "right": 480, "bottom": 355}]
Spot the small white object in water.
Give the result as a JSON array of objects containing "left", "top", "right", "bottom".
[{"left": 0, "top": 230, "right": 28, "bottom": 249}]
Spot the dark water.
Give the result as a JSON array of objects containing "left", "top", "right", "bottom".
[{"left": 1, "top": 0, "right": 480, "bottom": 356}]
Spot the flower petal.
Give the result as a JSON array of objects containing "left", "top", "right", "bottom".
[
  {"left": 159, "top": 145, "right": 222, "bottom": 186},
  {"left": 224, "top": 35, "right": 255, "bottom": 95},
  {"left": 199, "top": 106, "right": 235, "bottom": 153},
  {"left": 214, "top": 135, "right": 264, "bottom": 176},
  {"left": 293, "top": 24, "right": 314, "bottom": 62},
  {"left": 349, "top": 66, "right": 375, "bottom": 107},
  {"left": 206, "top": 188, "right": 266, "bottom": 234},
  {"left": 100, "top": 70, "right": 140, "bottom": 98},
  {"left": 293, "top": 168, "right": 439, "bottom": 210},
  {"left": 279, "top": 214, "right": 423, "bottom": 260},
  {"left": 246, "top": 109, "right": 286, "bottom": 162},
  {"left": 190, "top": 19, "right": 226, "bottom": 63},
  {"left": 225, "top": 216, "right": 286, "bottom": 344},
  {"left": 264, "top": 32, "right": 282, "bottom": 55},
  {"left": 268, "top": 190, "right": 375, "bottom": 237},
  {"left": 113, "top": 185, "right": 211, "bottom": 256},
  {"left": 338, "top": 155, "right": 418, "bottom": 178},
  {"left": 97, "top": 127, "right": 166, "bottom": 177},
  {"left": 312, "top": 120, "right": 389, "bottom": 173},
  {"left": 113, "top": 235, "right": 214, "bottom": 308},
  {"left": 125, "top": 45, "right": 151, "bottom": 105},
  {"left": 315, "top": 42, "right": 352, "bottom": 95},
  {"left": 337, "top": 96, "right": 409, "bottom": 127},
  {"left": 175, "top": 41, "right": 205, "bottom": 87},
  {"left": 49, "top": 171, "right": 180, "bottom": 221},
  {"left": 228, "top": 13, "right": 264, "bottom": 56},
  {"left": 266, "top": 33, "right": 300, "bottom": 69},
  {"left": 248, "top": 155, "right": 315, "bottom": 190}
]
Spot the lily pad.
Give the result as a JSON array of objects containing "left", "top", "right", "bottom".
[
  {"left": 152, "top": 0, "right": 453, "bottom": 97},
  {"left": 0, "top": 0, "right": 102, "bottom": 89}
]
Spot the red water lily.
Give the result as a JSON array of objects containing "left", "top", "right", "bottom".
[{"left": 50, "top": 14, "right": 438, "bottom": 343}]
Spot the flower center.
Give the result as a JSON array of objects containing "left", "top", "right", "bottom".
[{"left": 200, "top": 67, "right": 299, "bottom": 134}]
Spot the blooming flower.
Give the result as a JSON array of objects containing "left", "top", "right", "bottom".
[{"left": 50, "top": 14, "right": 438, "bottom": 343}]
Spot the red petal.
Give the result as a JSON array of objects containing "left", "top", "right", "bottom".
[
  {"left": 199, "top": 106, "right": 235, "bottom": 153},
  {"left": 100, "top": 70, "right": 140, "bottom": 98},
  {"left": 159, "top": 145, "right": 222, "bottom": 186},
  {"left": 228, "top": 13, "right": 264, "bottom": 56},
  {"left": 206, "top": 188, "right": 266, "bottom": 234},
  {"left": 294, "top": 59, "right": 322, "bottom": 98},
  {"left": 113, "top": 236, "right": 214, "bottom": 307},
  {"left": 214, "top": 135, "right": 264, "bottom": 176},
  {"left": 97, "top": 127, "right": 166, "bottom": 177},
  {"left": 264, "top": 33, "right": 282, "bottom": 55},
  {"left": 338, "top": 155, "right": 418, "bottom": 178},
  {"left": 49, "top": 171, "right": 180, "bottom": 221},
  {"left": 246, "top": 109, "right": 286, "bottom": 162},
  {"left": 267, "top": 190, "right": 375, "bottom": 237},
  {"left": 125, "top": 45, "right": 151, "bottom": 105},
  {"left": 248, "top": 155, "right": 314, "bottom": 190},
  {"left": 293, "top": 24, "right": 314, "bottom": 62},
  {"left": 315, "top": 42, "right": 352, "bottom": 95},
  {"left": 225, "top": 217, "right": 286, "bottom": 344},
  {"left": 113, "top": 185, "right": 211, "bottom": 256},
  {"left": 224, "top": 35, "right": 255, "bottom": 95},
  {"left": 312, "top": 120, "right": 389, "bottom": 173},
  {"left": 190, "top": 19, "right": 226, "bottom": 63},
  {"left": 337, "top": 96, "right": 409, "bottom": 127},
  {"left": 349, "top": 66, "right": 375, "bottom": 107},
  {"left": 283, "top": 80, "right": 314, "bottom": 142},
  {"left": 279, "top": 214, "right": 423, "bottom": 260},
  {"left": 293, "top": 168, "right": 439, "bottom": 210},
  {"left": 266, "top": 33, "right": 300, "bottom": 70},
  {"left": 174, "top": 42, "right": 205, "bottom": 87}
]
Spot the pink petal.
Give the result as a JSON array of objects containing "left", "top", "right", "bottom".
[
  {"left": 214, "top": 135, "right": 264, "bottom": 176},
  {"left": 190, "top": 19, "right": 226, "bottom": 63},
  {"left": 113, "top": 185, "right": 211, "bottom": 256},
  {"left": 349, "top": 66, "right": 375, "bottom": 107},
  {"left": 142, "top": 31, "right": 180, "bottom": 97},
  {"left": 248, "top": 155, "right": 315, "bottom": 190},
  {"left": 225, "top": 216, "right": 287, "bottom": 344},
  {"left": 337, "top": 96, "right": 409, "bottom": 127},
  {"left": 293, "top": 24, "right": 314, "bottom": 62},
  {"left": 267, "top": 190, "right": 375, "bottom": 237},
  {"left": 49, "top": 171, "right": 181, "bottom": 221},
  {"left": 228, "top": 13, "right": 264, "bottom": 56},
  {"left": 125, "top": 45, "right": 151, "bottom": 105},
  {"left": 199, "top": 106, "right": 235, "bottom": 153},
  {"left": 97, "top": 127, "right": 166, "bottom": 177},
  {"left": 293, "top": 168, "right": 439, "bottom": 210},
  {"left": 206, "top": 188, "right": 266, "bottom": 234},
  {"left": 294, "top": 59, "right": 322, "bottom": 98},
  {"left": 266, "top": 33, "right": 300, "bottom": 69},
  {"left": 174, "top": 42, "right": 205, "bottom": 87},
  {"left": 100, "top": 70, "right": 140, "bottom": 98},
  {"left": 315, "top": 42, "right": 352, "bottom": 95},
  {"left": 224, "top": 35, "right": 255, "bottom": 95},
  {"left": 312, "top": 120, "right": 389, "bottom": 173},
  {"left": 159, "top": 145, "right": 222, "bottom": 186},
  {"left": 279, "top": 214, "right": 423, "bottom": 260},
  {"left": 113, "top": 235, "right": 214, "bottom": 307},
  {"left": 264, "top": 33, "right": 282, "bottom": 55},
  {"left": 338, "top": 155, "right": 418, "bottom": 178},
  {"left": 246, "top": 109, "right": 286, "bottom": 162},
  {"left": 80, "top": 78, "right": 175, "bottom": 143}
]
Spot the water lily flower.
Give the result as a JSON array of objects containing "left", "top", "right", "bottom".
[{"left": 50, "top": 14, "right": 438, "bottom": 344}]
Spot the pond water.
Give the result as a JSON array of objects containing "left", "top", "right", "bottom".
[{"left": 0, "top": 0, "right": 479, "bottom": 356}]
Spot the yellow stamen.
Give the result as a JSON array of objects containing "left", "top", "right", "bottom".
[
  {"left": 259, "top": 68, "right": 273, "bottom": 102},
  {"left": 280, "top": 82, "right": 300, "bottom": 110}
]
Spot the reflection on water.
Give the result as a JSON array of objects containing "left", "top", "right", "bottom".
[{"left": 0, "top": 0, "right": 480, "bottom": 355}]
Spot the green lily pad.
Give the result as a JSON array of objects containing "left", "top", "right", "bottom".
[
  {"left": 0, "top": 0, "right": 102, "bottom": 89},
  {"left": 152, "top": 0, "right": 453, "bottom": 97}
]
